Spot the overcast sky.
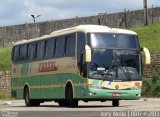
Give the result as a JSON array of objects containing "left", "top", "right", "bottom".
[{"left": 0, "top": 0, "right": 159, "bottom": 27}]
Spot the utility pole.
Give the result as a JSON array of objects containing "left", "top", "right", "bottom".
[
  {"left": 143, "top": 0, "right": 148, "bottom": 25},
  {"left": 30, "top": 15, "right": 41, "bottom": 23}
]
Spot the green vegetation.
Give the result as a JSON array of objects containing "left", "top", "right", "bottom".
[
  {"left": 0, "top": 47, "right": 11, "bottom": 71},
  {"left": 142, "top": 71, "right": 160, "bottom": 97},
  {"left": 132, "top": 23, "right": 160, "bottom": 53},
  {"left": 0, "top": 92, "right": 13, "bottom": 100}
]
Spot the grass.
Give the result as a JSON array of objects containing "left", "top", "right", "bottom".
[
  {"left": 0, "top": 92, "right": 13, "bottom": 100},
  {"left": 0, "top": 47, "right": 11, "bottom": 71},
  {"left": 132, "top": 23, "right": 160, "bottom": 53}
]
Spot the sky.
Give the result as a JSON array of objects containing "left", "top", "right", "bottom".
[{"left": 0, "top": 0, "right": 159, "bottom": 27}]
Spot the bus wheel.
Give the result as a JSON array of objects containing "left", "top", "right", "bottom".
[
  {"left": 66, "top": 86, "right": 78, "bottom": 107},
  {"left": 24, "top": 88, "right": 40, "bottom": 106},
  {"left": 112, "top": 100, "right": 119, "bottom": 107}
]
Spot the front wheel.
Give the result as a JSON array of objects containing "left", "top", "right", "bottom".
[
  {"left": 66, "top": 86, "right": 78, "bottom": 107},
  {"left": 24, "top": 88, "right": 40, "bottom": 106},
  {"left": 112, "top": 100, "right": 119, "bottom": 107}
]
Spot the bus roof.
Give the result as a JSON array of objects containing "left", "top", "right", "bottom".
[{"left": 14, "top": 25, "right": 137, "bottom": 45}]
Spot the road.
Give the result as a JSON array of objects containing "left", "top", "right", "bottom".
[{"left": 0, "top": 98, "right": 160, "bottom": 117}]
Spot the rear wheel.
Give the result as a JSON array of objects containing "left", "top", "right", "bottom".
[
  {"left": 112, "top": 100, "right": 119, "bottom": 107},
  {"left": 24, "top": 88, "right": 40, "bottom": 106},
  {"left": 66, "top": 86, "right": 78, "bottom": 108}
]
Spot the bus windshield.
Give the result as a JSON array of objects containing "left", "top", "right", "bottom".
[
  {"left": 87, "top": 33, "right": 141, "bottom": 81},
  {"left": 88, "top": 33, "right": 139, "bottom": 49}
]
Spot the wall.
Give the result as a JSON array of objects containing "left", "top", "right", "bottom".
[
  {"left": 0, "top": 7, "right": 160, "bottom": 46},
  {"left": 0, "top": 71, "right": 11, "bottom": 94}
]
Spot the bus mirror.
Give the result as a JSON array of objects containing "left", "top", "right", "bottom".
[
  {"left": 141, "top": 47, "right": 151, "bottom": 65},
  {"left": 85, "top": 45, "right": 91, "bottom": 62}
]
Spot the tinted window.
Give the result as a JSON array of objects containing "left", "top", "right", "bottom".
[
  {"left": 13, "top": 46, "right": 20, "bottom": 62},
  {"left": 77, "top": 32, "right": 85, "bottom": 68},
  {"left": 77, "top": 32, "right": 85, "bottom": 60},
  {"left": 37, "top": 41, "right": 45, "bottom": 59},
  {"left": 28, "top": 42, "right": 37, "bottom": 60},
  {"left": 19, "top": 45, "right": 28, "bottom": 61},
  {"left": 55, "top": 37, "right": 65, "bottom": 57},
  {"left": 45, "top": 39, "right": 55, "bottom": 58},
  {"left": 88, "top": 33, "right": 139, "bottom": 49},
  {"left": 66, "top": 34, "right": 75, "bottom": 56}
]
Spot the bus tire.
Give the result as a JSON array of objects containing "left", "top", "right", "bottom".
[
  {"left": 66, "top": 85, "right": 78, "bottom": 108},
  {"left": 112, "top": 100, "right": 119, "bottom": 107},
  {"left": 24, "top": 88, "right": 40, "bottom": 107}
]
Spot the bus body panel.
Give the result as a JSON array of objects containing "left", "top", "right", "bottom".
[
  {"left": 11, "top": 25, "right": 145, "bottom": 106},
  {"left": 12, "top": 73, "right": 141, "bottom": 100}
]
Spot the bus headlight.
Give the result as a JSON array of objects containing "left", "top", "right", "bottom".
[{"left": 89, "top": 85, "right": 103, "bottom": 89}]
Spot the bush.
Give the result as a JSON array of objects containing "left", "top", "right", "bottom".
[
  {"left": 142, "top": 71, "right": 160, "bottom": 97},
  {"left": 0, "top": 47, "right": 11, "bottom": 71},
  {"left": 142, "top": 78, "right": 153, "bottom": 97},
  {"left": 0, "top": 92, "right": 12, "bottom": 100}
]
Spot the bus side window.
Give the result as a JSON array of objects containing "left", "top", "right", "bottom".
[
  {"left": 55, "top": 36, "right": 65, "bottom": 57},
  {"left": 13, "top": 46, "right": 20, "bottom": 63},
  {"left": 28, "top": 42, "right": 37, "bottom": 61},
  {"left": 45, "top": 39, "right": 55, "bottom": 58},
  {"left": 19, "top": 44, "right": 28, "bottom": 62},
  {"left": 28, "top": 44, "right": 32, "bottom": 60},
  {"left": 66, "top": 34, "right": 75, "bottom": 56},
  {"left": 33, "top": 42, "right": 38, "bottom": 60},
  {"left": 37, "top": 41, "right": 45, "bottom": 59},
  {"left": 77, "top": 32, "right": 85, "bottom": 74}
]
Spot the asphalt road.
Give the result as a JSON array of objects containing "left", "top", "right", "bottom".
[{"left": 0, "top": 98, "right": 160, "bottom": 117}]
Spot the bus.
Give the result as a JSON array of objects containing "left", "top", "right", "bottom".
[{"left": 11, "top": 25, "right": 151, "bottom": 107}]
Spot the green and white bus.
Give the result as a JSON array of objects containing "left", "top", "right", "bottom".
[{"left": 11, "top": 25, "right": 151, "bottom": 107}]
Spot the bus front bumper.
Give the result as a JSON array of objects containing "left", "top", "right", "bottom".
[{"left": 86, "top": 87, "right": 141, "bottom": 100}]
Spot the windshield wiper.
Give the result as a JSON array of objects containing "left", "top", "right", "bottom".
[
  {"left": 118, "top": 56, "right": 132, "bottom": 81},
  {"left": 120, "top": 65, "right": 132, "bottom": 81}
]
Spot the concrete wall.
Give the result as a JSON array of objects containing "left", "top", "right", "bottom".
[
  {"left": 0, "top": 71, "right": 11, "bottom": 94},
  {"left": 0, "top": 7, "right": 160, "bottom": 46}
]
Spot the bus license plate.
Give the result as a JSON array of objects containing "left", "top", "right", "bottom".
[{"left": 112, "top": 93, "right": 121, "bottom": 97}]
